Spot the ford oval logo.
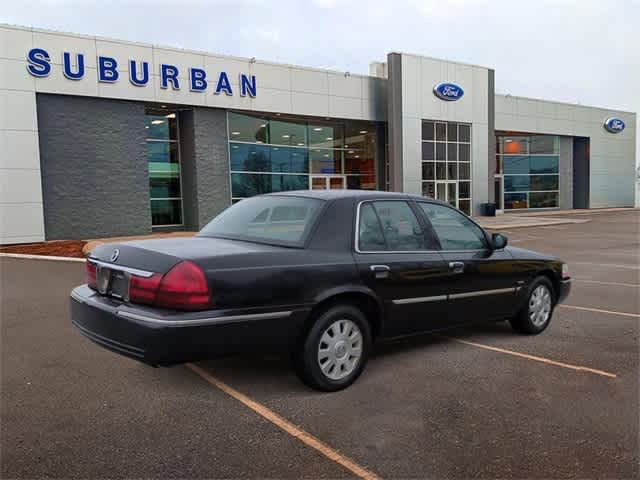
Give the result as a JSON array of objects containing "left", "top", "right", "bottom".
[
  {"left": 433, "top": 82, "right": 464, "bottom": 101},
  {"left": 110, "top": 249, "right": 119, "bottom": 262},
  {"left": 604, "top": 117, "right": 625, "bottom": 134}
]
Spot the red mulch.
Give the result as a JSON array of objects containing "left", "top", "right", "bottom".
[{"left": 0, "top": 240, "right": 87, "bottom": 258}]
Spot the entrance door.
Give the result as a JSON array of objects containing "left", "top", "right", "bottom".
[
  {"left": 310, "top": 175, "right": 347, "bottom": 190},
  {"left": 435, "top": 180, "right": 458, "bottom": 209}
]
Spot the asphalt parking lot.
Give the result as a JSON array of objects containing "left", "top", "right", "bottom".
[{"left": 1, "top": 210, "right": 638, "bottom": 479}]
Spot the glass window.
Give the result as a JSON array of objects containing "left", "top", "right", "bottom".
[
  {"left": 270, "top": 120, "right": 307, "bottom": 146},
  {"left": 447, "top": 143, "right": 457, "bottom": 162},
  {"left": 530, "top": 175, "right": 559, "bottom": 191},
  {"left": 458, "top": 143, "right": 470, "bottom": 161},
  {"left": 436, "top": 143, "right": 446, "bottom": 161},
  {"left": 145, "top": 114, "right": 177, "bottom": 140},
  {"left": 357, "top": 203, "right": 386, "bottom": 251},
  {"left": 151, "top": 199, "right": 182, "bottom": 226},
  {"left": 499, "top": 136, "right": 528, "bottom": 154},
  {"left": 199, "top": 195, "right": 324, "bottom": 246},
  {"left": 422, "top": 141, "right": 435, "bottom": 160},
  {"left": 310, "top": 149, "right": 340, "bottom": 174},
  {"left": 447, "top": 162, "right": 457, "bottom": 180},
  {"left": 231, "top": 173, "right": 309, "bottom": 198},
  {"left": 271, "top": 146, "right": 309, "bottom": 174},
  {"left": 370, "top": 201, "right": 425, "bottom": 251},
  {"left": 447, "top": 123, "right": 458, "bottom": 142},
  {"left": 436, "top": 162, "right": 446, "bottom": 180},
  {"left": 435, "top": 123, "right": 447, "bottom": 141},
  {"left": 422, "top": 122, "right": 434, "bottom": 141},
  {"left": 422, "top": 181, "right": 435, "bottom": 198},
  {"left": 419, "top": 203, "right": 486, "bottom": 250},
  {"left": 229, "top": 143, "right": 271, "bottom": 172},
  {"left": 530, "top": 136, "right": 558, "bottom": 154},
  {"left": 459, "top": 181, "right": 471, "bottom": 198},
  {"left": 504, "top": 193, "right": 528, "bottom": 209},
  {"left": 228, "top": 112, "right": 268, "bottom": 143},
  {"left": 459, "top": 163, "right": 470, "bottom": 180},
  {"left": 309, "top": 124, "right": 343, "bottom": 149},
  {"left": 530, "top": 156, "right": 559, "bottom": 174},
  {"left": 422, "top": 162, "right": 435, "bottom": 180},
  {"left": 530, "top": 192, "right": 559, "bottom": 208},
  {"left": 502, "top": 156, "right": 529, "bottom": 175},
  {"left": 458, "top": 124, "right": 471, "bottom": 143},
  {"left": 344, "top": 151, "right": 374, "bottom": 174},
  {"left": 146, "top": 109, "right": 182, "bottom": 227},
  {"left": 458, "top": 199, "right": 470, "bottom": 215},
  {"left": 504, "top": 175, "right": 530, "bottom": 192}
]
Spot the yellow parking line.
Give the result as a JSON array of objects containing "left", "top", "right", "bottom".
[
  {"left": 441, "top": 336, "right": 617, "bottom": 379},
  {"left": 559, "top": 304, "right": 640, "bottom": 318},
  {"left": 186, "top": 363, "right": 382, "bottom": 480}
]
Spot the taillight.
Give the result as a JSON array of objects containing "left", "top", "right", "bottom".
[
  {"left": 86, "top": 261, "right": 97, "bottom": 289},
  {"left": 155, "top": 261, "right": 210, "bottom": 311},
  {"left": 129, "top": 273, "right": 163, "bottom": 305}
]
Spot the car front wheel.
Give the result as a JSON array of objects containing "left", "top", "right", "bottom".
[
  {"left": 294, "top": 304, "right": 372, "bottom": 391},
  {"left": 510, "top": 276, "right": 555, "bottom": 334}
]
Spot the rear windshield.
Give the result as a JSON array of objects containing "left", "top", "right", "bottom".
[{"left": 198, "top": 196, "right": 324, "bottom": 247}]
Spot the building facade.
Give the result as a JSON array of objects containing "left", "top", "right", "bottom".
[{"left": 0, "top": 24, "right": 636, "bottom": 244}]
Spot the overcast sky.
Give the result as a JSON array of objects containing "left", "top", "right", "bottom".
[{"left": 3, "top": 0, "right": 639, "bottom": 163}]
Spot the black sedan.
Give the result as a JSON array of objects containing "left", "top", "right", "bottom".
[{"left": 71, "top": 190, "right": 571, "bottom": 391}]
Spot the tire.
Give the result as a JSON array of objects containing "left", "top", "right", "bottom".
[
  {"left": 509, "top": 276, "right": 555, "bottom": 334},
  {"left": 293, "top": 304, "right": 372, "bottom": 392}
]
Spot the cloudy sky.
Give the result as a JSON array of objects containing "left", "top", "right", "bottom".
[{"left": 3, "top": 0, "right": 639, "bottom": 161}]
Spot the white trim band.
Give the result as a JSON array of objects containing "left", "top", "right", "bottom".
[{"left": 116, "top": 309, "right": 292, "bottom": 327}]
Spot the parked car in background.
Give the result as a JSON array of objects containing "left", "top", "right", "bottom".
[{"left": 71, "top": 190, "right": 571, "bottom": 391}]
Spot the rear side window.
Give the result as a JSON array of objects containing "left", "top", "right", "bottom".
[
  {"left": 419, "top": 203, "right": 486, "bottom": 250},
  {"left": 358, "top": 201, "right": 425, "bottom": 251},
  {"left": 199, "top": 196, "right": 324, "bottom": 246}
]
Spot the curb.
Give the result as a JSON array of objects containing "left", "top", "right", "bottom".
[{"left": 0, "top": 253, "right": 86, "bottom": 263}]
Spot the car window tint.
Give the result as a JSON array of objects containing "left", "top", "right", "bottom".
[
  {"left": 419, "top": 203, "right": 486, "bottom": 250},
  {"left": 371, "top": 201, "right": 425, "bottom": 251},
  {"left": 199, "top": 196, "right": 323, "bottom": 246},
  {"left": 358, "top": 203, "right": 386, "bottom": 251}
]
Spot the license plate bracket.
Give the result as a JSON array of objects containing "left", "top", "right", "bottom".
[{"left": 96, "top": 266, "right": 129, "bottom": 301}]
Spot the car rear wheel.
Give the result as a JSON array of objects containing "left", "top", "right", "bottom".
[
  {"left": 509, "top": 276, "right": 555, "bottom": 334},
  {"left": 294, "top": 304, "right": 371, "bottom": 391}
]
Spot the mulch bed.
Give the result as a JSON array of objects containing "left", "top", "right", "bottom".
[{"left": 0, "top": 240, "right": 87, "bottom": 258}]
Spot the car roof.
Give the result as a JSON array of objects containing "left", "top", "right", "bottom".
[{"left": 265, "top": 189, "right": 446, "bottom": 205}]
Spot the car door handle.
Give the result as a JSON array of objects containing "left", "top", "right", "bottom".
[
  {"left": 370, "top": 265, "right": 390, "bottom": 279},
  {"left": 449, "top": 261, "right": 465, "bottom": 274}
]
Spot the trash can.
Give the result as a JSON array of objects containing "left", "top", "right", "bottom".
[{"left": 481, "top": 203, "right": 497, "bottom": 217}]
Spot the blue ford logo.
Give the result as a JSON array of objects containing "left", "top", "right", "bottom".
[
  {"left": 433, "top": 82, "right": 464, "bottom": 101},
  {"left": 604, "top": 117, "right": 625, "bottom": 134}
]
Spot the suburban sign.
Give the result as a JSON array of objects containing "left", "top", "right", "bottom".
[
  {"left": 25, "top": 48, "right": 257, "bottom": 97},
  {"left": 433, "top": 82, "right": 464, "bottom": 101},
  {"left": 603, "top": 117, "right": 625, "bottom": 134}
]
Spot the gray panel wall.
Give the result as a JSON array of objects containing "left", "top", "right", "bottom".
[
  {"left": 559, "top": 137, "right": 573, "bottom": 209},
  {"left": 179, "top": 107, "right": 230, "bottom": 229},
  {"left": 386, "top": 53, "right": 403, "bottom": 192},
  {"left": 487, "top": 70, "right": 496, "bottom": 203},
  {"left": 36, "top": 94, "right": 150, "bottom": 240}
]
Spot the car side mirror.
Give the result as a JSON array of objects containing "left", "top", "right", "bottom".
[{"left": 491, "top": 233, "right": 508, "bottom": 250}]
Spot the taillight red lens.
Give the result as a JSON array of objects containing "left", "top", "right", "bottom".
[
  {"left": 155, "top": 261, "right": 210, "bottom": 311},
  {"left": 86, "top": 261, "right": 97, "bottom": 289},
  {"left": 129, "top": 273, "right": 163, "bottom": 305}
]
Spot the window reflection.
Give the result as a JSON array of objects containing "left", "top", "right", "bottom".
[{"left": 228, "top": 112, "right": 378, "bottom": 200}]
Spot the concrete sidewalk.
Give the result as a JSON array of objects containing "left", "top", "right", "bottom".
[{"left": 476, "top": 215, "right": 590, "bottom": 230}]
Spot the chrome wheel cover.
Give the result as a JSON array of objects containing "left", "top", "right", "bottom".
[
  {"left": 317, "top": 319, "right": 363, "bottom": 381},
  {"left": 529, "top": 285, "right": 552, "bottom": 327}
]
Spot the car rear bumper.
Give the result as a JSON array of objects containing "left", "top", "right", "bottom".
[
  {"left": 70, "top": 285, "right": 310, "bottom": 366},
  {"left": 557, "top": 279, "right": 571, "bottom": 304}
]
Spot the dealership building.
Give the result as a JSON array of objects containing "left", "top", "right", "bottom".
[{"left": 1, "top": 24, "right": 637, "bottom": 244}]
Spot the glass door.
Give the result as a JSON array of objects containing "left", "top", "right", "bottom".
[
  {"left": 435, "top": 180, "right": 458, "bottom": 208},
  {"left": 310, "top": 175, "right": 347, "bottom": 190}
]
